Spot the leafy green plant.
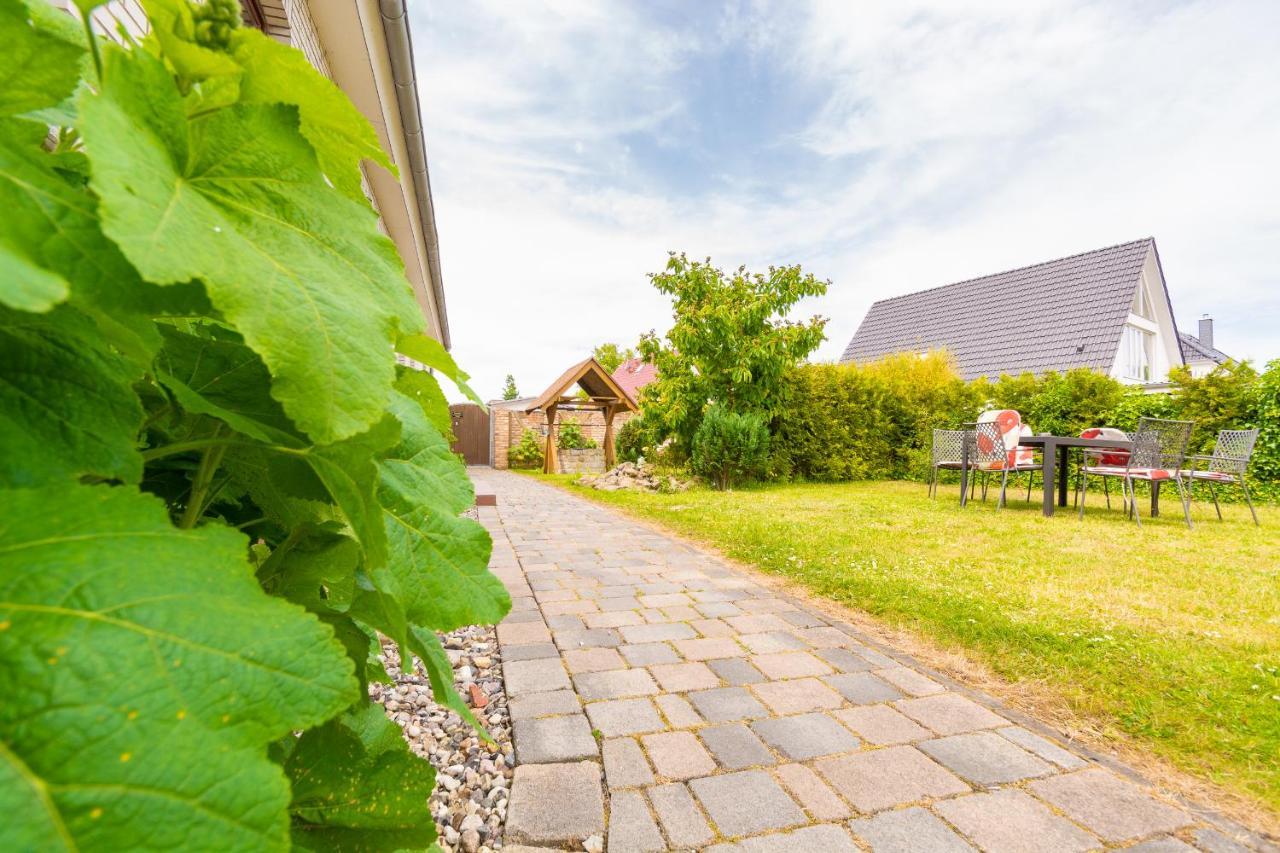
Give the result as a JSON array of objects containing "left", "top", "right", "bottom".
[
  {"left": 508, "top": 428, "right": 546, "bottom": 469},
  {"left": 1251, "top": 359, "right": 1280, "bottom": 483},
  {"left": 615, "top": 414, "right": 649, "bottom": 463},
  {"left": 501, "top": 373, "right": 520, "bottom": 400},
  {"left": 592, "top": 341, "right": 636, "bottom": 374},
  {"left": 691, "top": 406, "right": 770, "bottom": 489},
  {"left": 557, "top": 417, "right": 597, "bottom": 450},
  {"left": 0, "top": 2, "right": 508, "bottom": 849}
]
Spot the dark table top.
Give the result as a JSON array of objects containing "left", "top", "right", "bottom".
[{"left": 1017, "top": 435, "right": 1134, "bottom": 448}]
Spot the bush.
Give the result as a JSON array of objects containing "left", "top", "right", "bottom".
[
  {"left": 988, "top": 369, "right": 1125, "bottom": 438},
  {"left": 1252, "top": 360, "right": 1280, "bottom": 482},
  {"left": 557, "top": 418, "right": 597, "bottom": 450},
  {"left": 1169, "top": 362, "right": 1259, "bottom": 453},
  {"left": 615, "top": 414, "right": 649, "bottom": 463},
  {"left": 509, "top": 429, "right": 546, "bottom": 468},
  {"left": 691, "top": 407, "right": 770, "bottom": 489}
]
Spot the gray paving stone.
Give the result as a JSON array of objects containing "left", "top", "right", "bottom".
[
  {"left": 735, "top": 824, "right": 861, "bottom": 852},
  {"left": 752, "top": 677, "right": 844, "bottom": 714},
  {"left": 774, "top": 763, "right": 851, "bottom": 820},
  {"left": 689, "top": 770, "right": 807, "bottom": 837},
  {"left": 918, "top": 731, "right": 1053, "bottom": 784},
  {"left": 738, "top": 631, "right": 810, "bottom": 654},
  {"left": 751, "top": 713, "right": 860, "bottom": 760},
  {"left": 815, "top": 746, "right": 969, "bottom": 812},
  {"left": 554, "top": 627, "right": 623, "bottom": 649},
  {"left": 1029, "top": 768, "right": 1192, "bottom": 842},
  {"left": 1125, "top": 839, "right": 1196, "bottom": 853},
  {"left": 504, "top": 658, "right": 571, "bottom": 696},
  {"left": 513, "top": 714, "right": 599, "bottom": 764},
  {"left": 563, "top": 647, "right": 626, "bottom": 674},
  {"left": 506, "top": 761, "right": 605, "bottom": 846},
  {"left": 648, "top": 782, "right": 714, "bottom": 849},
  {"left": 752, "top": 651, "right": 834, "bottom": 679},
  {"left": 709, "top": 657, "right": 767, "bottom": 685},
  {"left": 822, "top": 672, "right": 902, "bottom": 704},
  {"left": 498, "top": 619, "right": 552, "bottom": 645},
  {"left": 833, "top": 705, "right": 930, "bottom": 745},
  {"left": 996, "top": 726, "right": 1089, "bottom": 770},
  {"left": 584, "top": 698, "right": 666, "bottom": 737},
  {"left": 699, "top": 723, "right": 776, "bottom": 769},
  {"left": 508, "top": 689, "right": 581, "bottom": 720},
  {"left": 875, "top": 666, "right": 945, "bottom": 696},
  {"left": 545, "top": 613, "right": 586, "bottom": 631},
  {"left": 1191, "top": 827, "right": 1254, "bottom": 853},
  {"left": 779, "top": 609, "right": 828, "bottom": 629},
  {"left": 814, "top": 647, "right": 875, "bottom": 672},
  {"left": 619, "top": 642, "right": 681, "bottom": 666},
  {"left": 603, "top": 737, "right": 654, "bottom": 789},
  {"left": 607, "top": 789, "right": 665, "bottom": 852},
  {"left": 643, "top": 730, "right": 717, "bottom": 780},
  {"left": 502, "top": 609, "right": 546, "bottom": 624},
  {"left": 687, "top": 687, "right": 771, "bottom": 722},
  {"left": 620, "top": 622, "right": 697, "bottom": 644},
  {"left": 895, "top": 693, "right": 1007, "bottom": 735},
  {"left": 573, "top": 668, "right": 659, "bottom": 700},
  {"left": 501, "top": 641, "right": 561, "bottom": 662},
  {"left": 934, "top": 788, "right": 1099, "bottom": 853},
  {"left": 696, "top": 601, "right": 743, "bottom": 618},
  {"left": 655, "top": 693, "right": 702, "bottom": 728},
  {"left": 674, "top": 636, "right": 744, "bottom": 660},
  {"left": 850, "top": 806, "right": 976, "bottom": 853},
  {"left": 598, "top": 596, "right": 642, "bottom": 611},
  {"left": 650, "top": 661, "right": 721, "bottom": 692}
]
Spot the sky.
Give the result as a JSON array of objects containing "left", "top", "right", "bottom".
[{"left": 409, "top": 0, "right": 1280, "bottom": 403}]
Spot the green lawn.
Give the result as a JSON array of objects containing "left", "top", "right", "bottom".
[{"left": 529, "top": 472, "right": 1280, "bottom": 812}]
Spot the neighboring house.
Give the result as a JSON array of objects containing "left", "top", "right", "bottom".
[
  {"left": 54, "top": 0, "right": 450, "bottom": 346},
  {"left": 1179, "top": 317, "right": 1234, "bottom": 378},
  {"left": 610, "top": 357, "right": 658, "bottom": 401},
  {"left": 841, "top": 238, "right": 1195, "bottom": 386}
]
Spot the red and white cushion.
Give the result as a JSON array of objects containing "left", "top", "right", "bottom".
[
  {"left": 1086, "top": 465, "right": 1175, "bottom": 480},
  {"left": 975, "top": 410, "right": 1036, "bottom": 470},
  {"left": 1080, "top": 427, "right": 1130, "bottom": 466},
  {"left": 1186, "top": 469, "right": 1236, "bottom": 482}
]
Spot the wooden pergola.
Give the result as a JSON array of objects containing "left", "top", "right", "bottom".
[{"left": 525, "top": 357, "right": 639, "bottom": 474}]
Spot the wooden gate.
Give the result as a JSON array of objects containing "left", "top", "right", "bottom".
[{"left": 449, "top": 404, "right": 490, "bottom": 465}]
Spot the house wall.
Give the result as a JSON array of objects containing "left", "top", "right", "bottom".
[
  {"left": 1108, "top": 250, "right": 1184, "bottom": 385},
  {"left": 491, "top": 407, "right": 635, "bottom": 470}
]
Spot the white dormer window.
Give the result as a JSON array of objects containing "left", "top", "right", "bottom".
[
  {"left": 1132, "top": 280, "right": 1154, "bottom": 320},
  {"left": 1120, "top": 324, "right": 1153, "bottom": 381}
]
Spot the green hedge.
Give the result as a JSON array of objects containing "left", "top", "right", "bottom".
[{"left": 770, "top": 352, "right": 1280, "bottom": 490}]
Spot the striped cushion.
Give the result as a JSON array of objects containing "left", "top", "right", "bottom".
[
  {"left": 1086, "top": 466, "right": 1175, "bottom": 480},
  {"left": 1080, "top": 427, "right": 1130, "bottom": 466},
  {"left": 1186, "top": 470, "right": 1237, "bottom": 482}
]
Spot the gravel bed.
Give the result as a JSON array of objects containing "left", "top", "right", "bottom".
[{"left": 370, "top": 624, "right": 513, "bottom": 853}]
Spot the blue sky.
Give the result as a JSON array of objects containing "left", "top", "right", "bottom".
[{"left": 410, "top": 0, "right": 1280, "bottom": 401}]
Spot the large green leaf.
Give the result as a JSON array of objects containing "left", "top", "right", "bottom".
[
  {"left": 305, "top": 416, "right": 401, "bottom": 570},
  {"left": 396, "top": 366, "right": 453, "bottom": 438},
  {"left": 231, "top": 28, "right": 395, "bottom": 203},
  {"left": 79, "top": 46, "right": 423, "bottom": 443},
  {"left": 0, "top": 484, "right": 359, "bottom": 850},
  {"left": 382, "top": 390, "right": 474, "bottom": 515},
  {"left": 0, "top": 0, "right": 85, "bottom": 119},
  {"left": 140, "top": 0, "right": 242, "bottom": 84},
  {"left": 398, "top": 333, "right": 484, "bottom": 406},
  {"left": 408, "top": 626, "right": 490, "bottom": 739},
  {"left": 0, "top": 306, "right": 143, "bottom": 487},
  {"left": 285, "top": 703, "right": 436, "bottom": 851},
  {"left": 155, "top": 324, "right": 304, "bottom": 445}
]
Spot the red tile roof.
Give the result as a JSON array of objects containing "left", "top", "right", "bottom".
[{"left": 610, "top": 358, "right": 657, "bottom": 400}]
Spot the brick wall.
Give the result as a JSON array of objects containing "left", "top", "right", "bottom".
[{"left": 491, "top": 407, "right": 635, "bottom": 470}]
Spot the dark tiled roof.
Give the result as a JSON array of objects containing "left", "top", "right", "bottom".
[
  {"left": 840, "top": 239, "right": 1155, "bottom": 380},
  {"left": 1178, "top": 332, "right": 1232, "bottom": 364}
]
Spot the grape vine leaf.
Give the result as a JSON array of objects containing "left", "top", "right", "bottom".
[
  {"left": 0, "top": 306, "right": 143, "bottom": 487},
  {"left": 285, "top": 702, "right": 436, "bottom": 851},
  {"left": 0, "top": 484, "right": 359, "bottom": 850},
  {"left": 231, "top": 28, "right": 395, "bottom": 204},
  {"left": 79, "top": 46, "right": 423, "bottom": 444},
  {"left": 0, "top": 0, "right": 85, "bottom": 118}
]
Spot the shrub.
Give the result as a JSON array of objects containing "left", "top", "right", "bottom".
[
  {"left": 615, "top": 414, "right": 649, "bottom": 463},
  {"left": 988, "top": 369, "right": 1125, "bottom": 437},
  {"left": 557, "top": 418, "right": 597, "bottom": 450},
  {"left": 0, "top": 5, "right": 507, "bottom": 848},
  {"left": 1252, "top": 360, "right": 1280, "bottom": 482},
  {"left": 509, "top": 429, "right": 546, "bottom": 468},
  {"left": 692, "top": 406, "right": 770, "bottom": 489},
  {"left": 1169, "top": 361, "right": 1259, "bottom": 453},
  {"left": 1107, "top": 388, "right": 1179, "bottom": 432}
]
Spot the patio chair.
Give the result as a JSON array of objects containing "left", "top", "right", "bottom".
[
  {"left": 1181, "top": 428, "right": 1261, "bottom": 526},
  {"left": 1079, "top": 417, "right": 1193, "bottom": 528},
  {"left": 1075, "top": 427, "right": 1131, "bottom": 509},
  {"left": 928, "top": 429, "right": 969, "bottom": 499},
  {"left": 970, "top": 410, "right": 1039, "bottom": 508}
]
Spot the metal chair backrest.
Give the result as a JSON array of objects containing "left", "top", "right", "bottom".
[
  {"left": 931, "top": 429, "right": 967, "bottom": 466},
  {"left": 1130, "top": 417, "right": 1192, "bottom": 472},
  {"left": 971, "top": 422, "right": 1009, "bottom": 468},
  {"left": 1206, "top": 428, "right": 1259, "bottom": 475}
]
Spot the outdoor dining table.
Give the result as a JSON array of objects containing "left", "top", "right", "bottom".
[{"left": 960, "top": 433, "right": 1160, "bottom": 517}]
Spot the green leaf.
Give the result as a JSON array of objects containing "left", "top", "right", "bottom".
[
  {"left": 396, "top": 366, "right": 454, "bottom": 437},
  {"left": 382, "top": 390, "right": 474, "bottom": 515},
  {"left": 231, "top": 28, "right": 395, "bottom": 203},
  {"left": 140, "top": 0, "right": 242, "bottom": 83},
  {"left": 286, "top": 702, "right": 436, "bottom": 851},
  {"left": 258, "top": 526, "right": 360, "bottom": 615},
  {"left": 348, "top": 569, "right": 410, "bottom": 654},
  {"left": 0, "top": 0, "right": 85, "bottom": 118},
  {"left": 398, "top": 333, "right": 484, "bottom": 406},
  {"left": 0, "top": 306, "right": 143, "bottom": 487},
  {"left": 408, "top": 626, "right": 490, "bottom": 740},
  {"left": 155, "top": 325, "right": 305, "bottom": 445},
  {"left": 305, "top": 415, "right": 401, "bottom": 570},
  {"left": 79, "top": 45, "right": 424, "bottom": 444},
  {"left": 0, "top": 483, "right": 359, "bottom": 850}
]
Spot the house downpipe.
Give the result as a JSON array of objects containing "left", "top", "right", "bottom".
[{"left": 378, "top": 0, "right": 451, "bottom": 350}]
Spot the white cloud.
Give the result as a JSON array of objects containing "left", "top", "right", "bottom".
[{"left": 411, "top": 0, "right": 1280, "bottom": 402}]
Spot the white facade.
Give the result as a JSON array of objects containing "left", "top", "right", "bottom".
[{"left": 1107, "top": 247, "right": 1184, "bottom": 385}]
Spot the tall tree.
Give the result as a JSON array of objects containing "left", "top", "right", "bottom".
[
  {"left": 638, "top": 253, "right": 828, "bottom": 454},
  {"left": 501, "top": 373, "right": 520, "bottom": 400},
  {"left": 593, "top": 342, "right": 636, "bottom": 374}
]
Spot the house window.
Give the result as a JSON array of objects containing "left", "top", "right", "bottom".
[
  {"left": 1120, "top": 325, "right": 1153, "bottom": 381},
  {"left": 1132, "top": 280, "right": 1154, "bottom": 320}
]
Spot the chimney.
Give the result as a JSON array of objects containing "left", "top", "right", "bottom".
[{"left": 1198, "top": 316, "right": 1214, "bottom": 350}]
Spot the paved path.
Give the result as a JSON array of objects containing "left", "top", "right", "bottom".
[{"left": 470, "top": 469, "right": 1269, "bottom": 852}]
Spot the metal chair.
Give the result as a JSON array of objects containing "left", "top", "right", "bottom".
[
  {"left": 1074, "top": 427, "right": 1131, "bottom": 510},
  {"left": 1182, "top": 428, "right": 1261, "bottom": 526},
  {"left": 969, "top": 420, "right": 1039, "bottom": 509},
  {"left": 929, "top": 429, "right": 969, "bottom": 498},
  {"left": 1079, "top": 417, "right": 1193, "bottom": 528}
]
